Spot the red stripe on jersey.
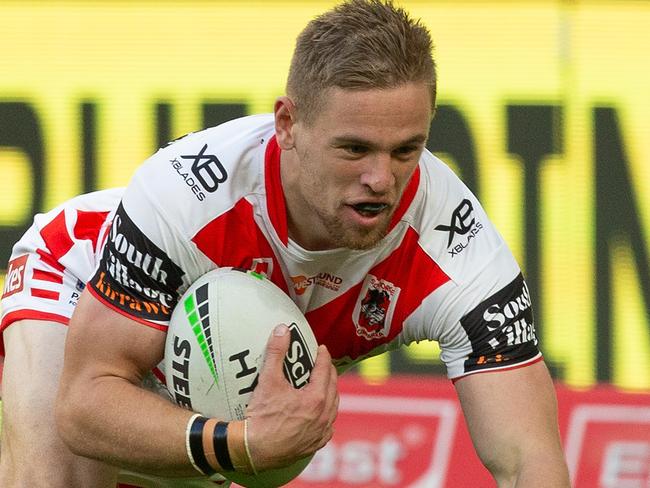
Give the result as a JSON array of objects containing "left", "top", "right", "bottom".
[
  {"left": 35, "top": 249, "right": 66, "bottom": 273},
  {"left": 0, "top": 309, "right": 70, "bottom": 355},
  {"left": 151, "top": 367, "right": 166, "bottom": 384},
  {"left": 30, "top": 288, "right": 60, "bottom": 300},
  {"left": 192, "top": 198, "right": 288, "bottom": 294},
  {"left": 0, "top": 309, "right": 70, "bottom": 330},
  {"left": 32, "top": 268, "right": 64, "bottom": 284},
  {"left": 264, "top": 136, "right": 288, "bottom": 245},
  {"left": 74, "top": 210, "right": 109, "bottom": 250},
  {"left": 388, "top": 167, "right": 420, "bottom": 232},
  {"left": 39, "top": 210, "right": 74, "bottom": 260},
  {"left": 306, "top": 227, "right": 450, "bottom": 361}
]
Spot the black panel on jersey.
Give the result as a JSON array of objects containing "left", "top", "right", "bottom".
[
  {"left": 89, "top": 203, "right": 184, "bottom": 322},
  {"left": 460, "top": 273, "right": 540, "bottom": 374}
]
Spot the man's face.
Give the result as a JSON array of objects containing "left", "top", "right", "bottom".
[{"left": 280, "top": 82, "right": 432, "bottom": 251}]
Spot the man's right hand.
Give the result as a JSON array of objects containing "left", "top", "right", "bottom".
[{"left": 243, "top": 324, "right": 339, "bottom": 471}]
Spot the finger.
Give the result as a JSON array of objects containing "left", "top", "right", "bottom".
[
  {"left": 319, "top": 375, "right": 339, "bottom": 432},
  {"left": 316, "top": 425, "right": 335, "bottom": 450},
  {"left": 304, "top": 345, "right": 333, "bottom": 391},
  {"left": 324, "top": 371, "right": 339, "bottom": 420},
  {"left": 319, "top": 363, "right": 338, "bottom": 410},
  {"left": 258, "top": 323, "right": 291, "bottom": 384}
]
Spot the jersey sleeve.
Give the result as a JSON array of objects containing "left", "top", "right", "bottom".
[
  {"left": 87, "top": 136, "right": 214, "bottom": 329},
  {"left": 432, "top": 233, "right": 542, "bottom": 380},
  {"left": 87, "top": 117, "right": 272, "bottom": 330},
  {"left": 439, "top": 261, "right": 542, "bottom": 380},
  {"left": 87, "top": 199, "right": 188, "bottom": 330},
  {"left": 403, "top": 157, "right": 542, "bottom": 380}
]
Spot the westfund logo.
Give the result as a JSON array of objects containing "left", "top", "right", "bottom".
[
  {"left": 459, "top": 273, "right": 540, "bottom": 374},
  {"left": 90, "top": 203, "right": 184, "bottom": 322}
]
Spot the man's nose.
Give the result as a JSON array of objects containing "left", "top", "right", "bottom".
[{"left": 359, "top": 153, "right": 395, "bottom": 193}]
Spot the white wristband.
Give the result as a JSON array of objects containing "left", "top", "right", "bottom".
[
  {"left": 185, "top": 413, "right": 205, "bottom": 475},
  {"left": 244, "top": 418, "right": 259, "bottom": 475}
]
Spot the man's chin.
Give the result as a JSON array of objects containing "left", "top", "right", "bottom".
[{"left": 337, "top": 226, "right": 388, "bottom": 250}]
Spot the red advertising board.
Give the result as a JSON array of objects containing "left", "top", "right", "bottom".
[
  {"left": 560, "top": 390, "right": 650, "bottom": 487},
  {"left": 281, "top": 375, "right": 650, "bottom": 488}
]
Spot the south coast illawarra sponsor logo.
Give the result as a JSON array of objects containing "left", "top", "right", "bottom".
[
  {"left": 291, "top": 272, "right": 343, "bottom": 296},
  {"left": 435, "top": 198, "right": 483, "bottom": 258},
  {"left": 353, "top": 274, "right": 400, "bottom": 340},
  {"left": 91, "top": 203, "right": 184, "bottom": 321},
  {"left": 2, "top": 254, "right": 28, "bottom": 299},
  {"left": 483, "top": 279, "right": 536, "bottom": 345},
  {"left": 460, "top": 273, "right": 539, "bottom": 373}
]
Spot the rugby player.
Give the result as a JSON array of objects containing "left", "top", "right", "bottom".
[{"left": 0, "top": 1, "right": 570, "bottom": 486}]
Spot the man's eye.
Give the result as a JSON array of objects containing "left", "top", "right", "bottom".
[
  {"left": 346, "top": 145, "right": 368, "bottom": 154},
  {"left": 395, "top": 145, "right": 417, "bottom": 156}
]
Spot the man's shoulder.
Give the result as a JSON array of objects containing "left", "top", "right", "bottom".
[
  {"left": 409, "top": 151, "right": 509, "bottom": 285},
  {"left": 123, "top": 114, "right": 275, "bottom": 233},
  {"left": 152, "top": 113, "right": 275, "bottom": 176},
  {"left": 164, "top": 113, "right": 275, "bottom": 151}
]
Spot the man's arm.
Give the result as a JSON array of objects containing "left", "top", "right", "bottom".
[
  {"left": 454, "top": 361, "right": 570, "bottom": 487},
  {"left": 56, "top": 289, "right": 338, "bottom": 477}
]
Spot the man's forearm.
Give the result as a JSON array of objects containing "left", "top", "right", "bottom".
[
  {"left": 503, "top": 450, "right": 571, "bottom": 488},
  {"left": 56, "top": 374, "right": 203, "bottom": 478},
  {"left": 455, "top": 363, "right": 570, "bottom": 488}
]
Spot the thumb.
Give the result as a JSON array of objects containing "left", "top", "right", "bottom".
[{"left": 258, "top": 323, "right": 291, "bottom": 383}]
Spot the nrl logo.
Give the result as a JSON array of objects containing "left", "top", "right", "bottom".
[{"left": 353, "top": 274, "right": 400, "bottom": 340}]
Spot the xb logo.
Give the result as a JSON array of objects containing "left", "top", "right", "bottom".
[
  {"left": 181, "top": 144, "right": 228, "bottom": 193},
  {"left": 435, "top": 199, "right": 475, "bottom": 247}
]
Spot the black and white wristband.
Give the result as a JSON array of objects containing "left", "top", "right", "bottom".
[{"left": 186, "top": 414, "right": 217, "bottom": 476}]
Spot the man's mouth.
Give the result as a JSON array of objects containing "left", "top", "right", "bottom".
[{"left": 350, "top": 202, "right": 389, "bottom": 217}]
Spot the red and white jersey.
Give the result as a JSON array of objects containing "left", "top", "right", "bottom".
[
  {"left": 1, "top": 114, "right": 540, "bottom": 379},
  {"left": 0, "top": 188, "right": 122, "bottom": 356},
  {"left": 85, "top": 114, "right": 540, "bottom": 380}
]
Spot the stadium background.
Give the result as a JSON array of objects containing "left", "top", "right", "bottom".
[{"left": 0, "top": 1, "right": 649, "bottom": 486}]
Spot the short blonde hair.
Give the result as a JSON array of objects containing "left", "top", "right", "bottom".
[{"left": 287, "top": 0, "right": 436, "bottom": 123}]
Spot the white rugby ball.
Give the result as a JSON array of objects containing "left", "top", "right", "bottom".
[{"left": 164, "top": 267, "right": 318, "bottom": 488}]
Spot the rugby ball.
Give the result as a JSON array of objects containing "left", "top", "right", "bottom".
[{"left": 163, "top": 267, "right": 318, "bottom": 487}]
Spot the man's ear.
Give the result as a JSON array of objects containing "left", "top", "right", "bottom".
[{"left": 274, "top": 96, "right": 297, "bottom": 150}]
